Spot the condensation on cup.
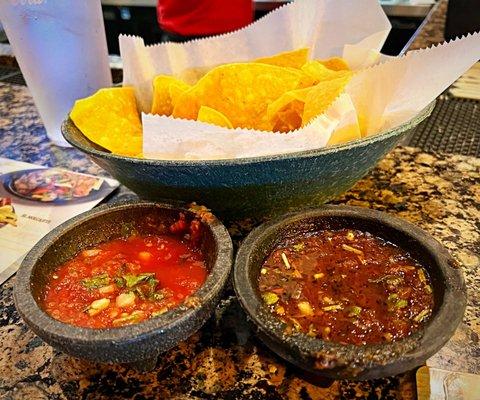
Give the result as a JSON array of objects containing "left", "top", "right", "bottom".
[{"left": 0, "top": 0, "right": 112, "bottom": 147}]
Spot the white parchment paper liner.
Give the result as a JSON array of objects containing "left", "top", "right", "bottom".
[
  {"left": 142, "top": 94, "right": 357, "bottom": 159},
  {"left": 120, "top": 0, "right": 480, "bottom": 160},
  {"left": 346, "top": 32, "right": 480, "bottom": 135},
  {"left": 121, "top": 0, "right": 391, "bottom": 113}
]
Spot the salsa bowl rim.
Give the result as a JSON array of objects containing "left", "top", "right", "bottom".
[
  {"left": 233, "top": 205, "right": 466, "bottom": 379},
  {"left": 62, "top": 102, "right": 435, "bottom": 166},
  {"left": 14, "top": 200, "right": 233, "bottom": 344}
]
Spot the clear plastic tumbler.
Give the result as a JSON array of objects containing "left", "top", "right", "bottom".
[{"left": 0, "top": 0, "right": 112, "bottom": 147}]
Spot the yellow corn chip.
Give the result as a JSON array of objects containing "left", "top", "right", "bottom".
[
  {"left": 255, "top": 48, "right": 309, "bottom": 69},
  {"left": 272, "top": 107, "right": 303, "bottom": 133},
  {"left": 327, "top": 124, "right": 361, "bottom": 146},
  {"left": 169, "top": 81, "right": 190, "bottom": 108},
  {"left": 317, "top": 57, "right": 350, "bottom": 71},
  {"left": 197, "top": 106, "right": 233, "bottom": 129},
  {"left": 298, "top": 61, "right": 352, "bottom": 88},
  {"left": 70, "top": 87, "right": 142, "bottom": 157},
  {"left": 357, "top": 113, "right": 370, "bottom": 137},
  {"left": 173, "top": 63, "right": 303, "bottom": 130},
  {"left": 151, "top": 75, "right": 190, "bottom": 116},
  {"left": 178, "top": 65, "right": 216, "bottom": 85},
  {"left": 302, "top": 75, "right": 352, "bottom": 126},
  {"left": 267, "top": 87, "right": 311, "bottom": 121}
]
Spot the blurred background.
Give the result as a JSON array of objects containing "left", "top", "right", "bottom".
[
  {"left": 1, "top": 0, "right": 479, "bottom": 62},
  {"left": 1, "top": 0, "right": 479, "bottom": 75},
  {"left": 96, "top": 0, "right": 436, "bottom": 56},
  {"left": 0, "top": 0, "right": 446, "bottom": 57},
  {"left": 102, "top": 0, "right": 435, "bottom": 56}
]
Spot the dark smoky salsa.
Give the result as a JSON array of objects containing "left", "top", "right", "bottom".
[{"left": 258, "top": 229, "right": 434, "bottom": 345}]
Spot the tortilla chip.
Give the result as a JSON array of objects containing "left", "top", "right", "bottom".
[
  {"left": 255, "top": 48, "right": 310, "bottom": 69},
  {"left": 357, "top": 113, "right": 370, "bottom": 137},
  {"left": 178, "top": 65, "right": 216, "bottom": 85},
  {"left": 302, "top": 75, "right": 352, "bottom": 126},
  {"left": 317, "top": 57, "right": 350, "bottom": 71},
  {"left": 151, "top": 75, "right": 190, "bottom": 116},
  {"left": 70, "top": 87, "right": 142, "bottom": 157},
  {"left": 327, "top": 124, "right": 361, "bottom": 146},
  {"left": 169, "top": 81, "right": 190, "bottom": 108},
  {"left": 267, "top": 87, "right": 311, "bottom": 121},
  {"left": 272, "top": 107, "right": 303, "bottom": 132},
  {"left": 197, "top": 106, "right": 233, "bottom": 128},
  {"left": 173, "top": 63, "right": 303, "bottom": 130},
  {"left": 298, "top": 61, "right": 352, "bottom": 88}
]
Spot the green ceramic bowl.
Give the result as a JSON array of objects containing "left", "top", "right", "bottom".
[{"left": 62, "top": 103, "right": 434, "bottom": 219}]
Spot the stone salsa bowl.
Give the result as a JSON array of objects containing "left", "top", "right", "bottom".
[
  {"left": 61, "top": 102, "right": 435, "bottom": 219},
  {"left": 14, "top": 201, "right": 233, "bottom": 368},
  {"left": 233, "top": 205, "right": 466, "bottom": 380}
]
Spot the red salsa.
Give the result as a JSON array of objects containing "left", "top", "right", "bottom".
[
  {"left": 43, "top": 226, "right": 207, "bottom": 329},
  {"left": 258, "top": 229, "right": 434, "bottom": 345}
]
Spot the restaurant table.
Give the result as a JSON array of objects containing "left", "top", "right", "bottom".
[
  {"left": 0, "top": 2, "right": 479, "bottom": 399},
  {"left": 1, "top": 84, "right": 479, "bottom": 400}
]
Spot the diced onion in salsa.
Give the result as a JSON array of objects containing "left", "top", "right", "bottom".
[
  {"left": 43, "top": 231, "right": 207, "bottom": 329},
  {"left": 258, "top": 229, "right": 434, "bottom": 345}
]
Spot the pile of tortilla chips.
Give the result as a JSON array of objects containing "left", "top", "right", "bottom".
[
  {"left": 70, "top": 48, "right": 354, "bottom": 157},
  {"left": 70, "top": 87, "right": 142, "bottom": 157}
]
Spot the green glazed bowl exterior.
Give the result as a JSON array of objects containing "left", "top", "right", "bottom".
[{"left": 62, "top": 103, "right": 435, "bottom": 218}]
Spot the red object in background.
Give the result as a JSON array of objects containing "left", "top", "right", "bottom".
[{"left": 157, "top": 0, "right": 253, "bottom": 37}]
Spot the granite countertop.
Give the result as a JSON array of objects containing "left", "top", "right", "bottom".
[
  {"left": 408, "top": 0, "right": 447, "bottom": 51},
  {"left": 1, "top": 1, "right": 479, "bottom": 398},
  {"left": 1, "top": 84, "right": 479, "bottom": 399}
]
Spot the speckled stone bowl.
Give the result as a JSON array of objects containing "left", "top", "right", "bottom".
[
  {"left": 14, "top": 201, "right": 233, "bottom": 367},
  {"left": 233, "top": 205, "right": 466, "bottom": 380},
  {"left": 61, "top": 102, "right": 435, "bottom": 219}
]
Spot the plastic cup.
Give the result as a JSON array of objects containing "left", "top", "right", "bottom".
[{"left": 0, "top": 0, "right": 112, "bottom": 147}]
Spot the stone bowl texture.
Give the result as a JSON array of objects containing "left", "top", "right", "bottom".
[
  {"left": 61, "top": 102, "right": 435, "bottom": 219},
  {"left": 233, "top": 205, "right": 466, "bottom": 380},
  {"left": 14, "top": 201, "right": 233, "bottom": 366}
]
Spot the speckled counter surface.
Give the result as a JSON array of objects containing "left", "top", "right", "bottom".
[
  {"left": 409, "top": 0, "right": 447, "bottom": 51},
  {"left": 0, "top": 76, "right": 479, "bottom": 400},
  {"left": 0, "top": 5, "right": 479, "bottom": 396}
]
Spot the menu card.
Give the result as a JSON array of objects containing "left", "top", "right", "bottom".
[
  {"left": 0, "top": 157, "right": 119, "bottom": 284},
  {"left": 416, "top": 366, "right": 480, "bottom": 399}
]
